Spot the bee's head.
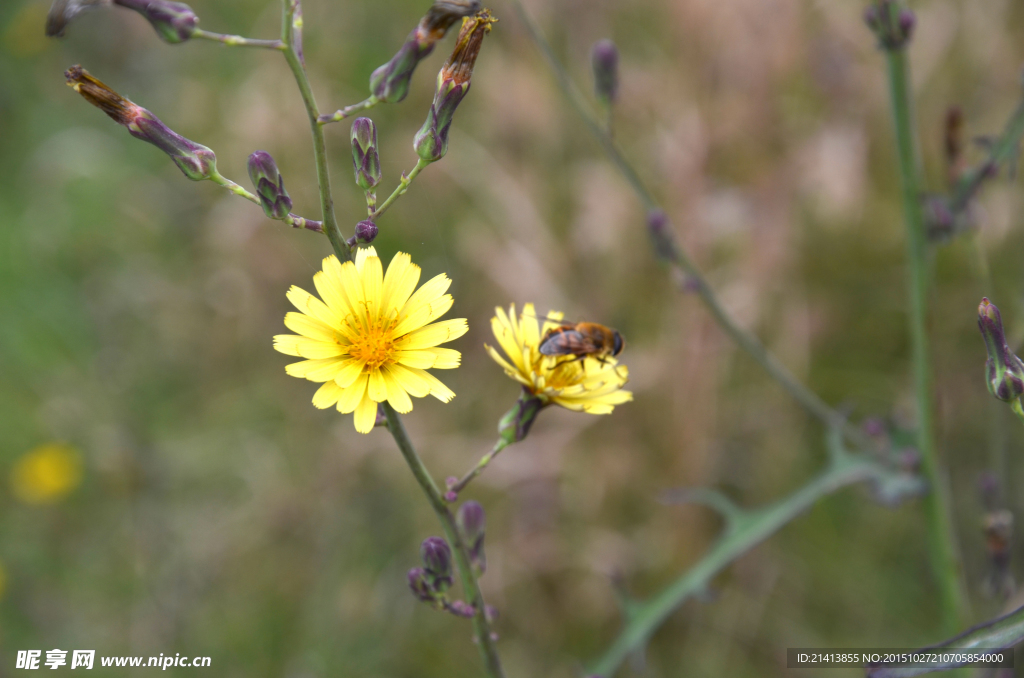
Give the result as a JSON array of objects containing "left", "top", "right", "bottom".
[{"left": 612, "top": 331, "right": 624, "bottom": 356}]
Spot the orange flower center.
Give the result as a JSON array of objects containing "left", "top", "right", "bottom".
[{"left": 346, "top": 317, "right": 396, "bottom": 371}]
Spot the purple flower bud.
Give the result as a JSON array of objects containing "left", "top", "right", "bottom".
[
  {"left": 862, "top": 5, "right": 880, "bottom": 30},
  {"left": 46, "top": 0, "right": 112, "bottom": 38},
  {"left": 369, "top": 0, "right": 481, "bottom": 103},
  {"left": 350, "top": 118, "right": 381, "bottom": 190},
  {"left": 420, "top": 536, "right": 452, "bottom": 589},
  {"left": 447, "top": 600, "right": 476, "bottom": 617},
  {"left": 407, "top": 567, "right": 434, "bottom": 602},
  {"left": 247, "top": 151, "right": 293, "bottom": 219},
  {"left": 646, "top": 209, "right": 679, "bottom": 263},
  {"left": 65, "top": 65, "right": 217, "bottom": 181},
  {"left": 591, "top": 39, "right": 619, "bottom": 104},
  {"left": 113, "top": 0, "right": 197, "bottom": 43},
  {"left": 413, "top": 10, "right": 496, "bottom": 163},
  {"left": 354, "top": 220, "right": 378, "bottom": 245},
  {"left": 897, "top": 9, "right": 915, "bottom": 41},
  {"left": 978, "top": 298, "right": 1024, "bottom": 402},
  {"left": 457, "top": 500, "right": 486, "bottom": 573}
]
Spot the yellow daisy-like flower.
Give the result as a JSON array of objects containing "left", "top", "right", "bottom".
[
  {"left": 274, "top": 247, "right": 468, "bottom": 433},
  {"left": 10, "top": 442, "right": 83, "bottom": 505},
  {"left": 484, "top": 303, "right": 632, "bottom": 413}
]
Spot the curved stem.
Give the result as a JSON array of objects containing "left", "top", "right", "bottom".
[
  {"left": 209, "top": 171, "right": 323, "bottom": 232},
  {"left": 372, "top": 158, "right": 431, "bottom": 220},
  {"left": 448, "top": 439, "right": 510, "bottom": 497},
  {"left": 883, "top": 34, "right": 966, "bottom": 632},
  {"left": 192, "top": 29, "right": 284, "bottom": 50},
  {"left": 383, "top": 404, "right": 506, "bottom": 678},
  {"left": 508, "top": 0, "right": 868, "bottom": 449},
  {"left": 279, "top": 0, "right": 351, "bottom": 262},
  {"left": 318, "top": 96, "right": 379, "bottom": 125}
]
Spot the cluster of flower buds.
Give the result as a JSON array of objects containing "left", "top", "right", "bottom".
[
  {"left": 414, "top": 9, "right": 497, "bottom": 163},
  {"left": 863, "top": 0, "right": 915, "bottom": 51},
  {"left": 247, "top": 152, "right": 292, "bottom": 219},
  {"left": 369, "top": 0, "right": 481, "bottom": 104},
  {"left": 591, "top": 39, "right": 619, "bottom": 106},
  {"left": 46, "top": 0, "right": 197, "bottom": 43},
  {"left": 456, "top": 501, "right": 486, "bottom": 573},
  {"left": 408, "top": 537, "right": 455, "bottom": 603},
  {"left": 65, "top": 65, "right": 217, "bottom": 181},
  {"left": 978, "top": 298, "right": 1024, "bottom": 403},
  {"left": 350, "top": 118, "right": 382, "bottom": 192}
]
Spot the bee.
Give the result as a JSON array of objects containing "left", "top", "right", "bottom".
[{"left": 538, "top": 321, "right": 625, "bottom": 364}]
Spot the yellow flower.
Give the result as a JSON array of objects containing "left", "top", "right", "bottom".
[
  {"left": 485, "top": 303, "right": 632, "bottom": 413},
  {"left": 274, "top": 247, "right": 468, "bottom": 433},
  {"left": 10, "top": 443, "right": 83, "bottom": 505}
]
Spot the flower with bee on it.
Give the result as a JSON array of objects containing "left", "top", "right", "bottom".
[
  {"left": 370, "top": 0, "right": 481, "bottom": 104},
  {"left": 274, "top": 248, "right": 467, "bottom": 434},
  {"left": 413, "top": 9, "right": 496, "bottom": 163},
  {"left": 485, "top": 303, "right": 632, "bottom": 442},
  {"left": 64, "top": 65, "right": 217, "bottom": 181}
]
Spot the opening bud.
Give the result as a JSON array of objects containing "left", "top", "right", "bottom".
[
  {"left": 113, "top": 0, "right": 198, "bottom": 43},
  {"left": 247, "top": 151, "right": 293, "bottom": 219},
  {"left": 350, "top": 118, "right": 382, "bottom": 190},
  {"left": 978, "top": 298, "right": 1024, "bottom": 402},
  {"left": 65, "top": 65, "right": 217, "bottom": 181},
  {"left": 369, "top": 0, "right": 481, "bottom": 103},
  {"left": 420, "top": 536, "right": 453, "bottom": 590},
  {"left": 354, "top": 220, "right": 378, "bottom": 245},
  {"left": 413, "top": 9, "right": 496, "bottom": 163},
  {"left": 456, "top": 500, "right": 486, "bottom": 573},
  {"left": 498, "top": 388, "right": 545, "bottom": 446},
  {"left": 591, "top": 39, "right": 619, "bottom": 104}
]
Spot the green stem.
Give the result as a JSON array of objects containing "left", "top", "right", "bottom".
[
  {"left": 883, "top": 40, "right": 966, "bottom": 631},
  {"left": 382, "top": 404, "right": 506, "bottom": 678},
  {"left": 371, "top": 158, "right": 431, "bottom": 220},
  {"left": 279, "top": 0, "right": 351, "bottom": 262},
  {"left": 192, "top": 29, "right": 285, "bottom": 50},
  {"left": 209, "top": 171, "right": 324, "bottom": 232},
  {"left": 448, "top": 439, "right": 511, "bottom": 497},
  {"left": 508, "top": 0, "right": 868, "bottom": 449},
  {"left": 588, "top": 451, "right": 904, "bottom": 677},
  {"left": 318, "top": 96, "right": 380, "bottom": 125},
  {"left": 1010, "top": 398, "right": 1024, "bottom": 426},
  {"left": 949, "top": 95, "right": 1024, "bottom": 215}
]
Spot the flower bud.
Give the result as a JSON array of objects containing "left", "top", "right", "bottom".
[
  {"left": 978, "top": 298, "right": 1024, "bottom": 402},
  {"left": 46, "top": 0, "right": 112, "bottom": 38},
  {"left": 65, "top": 65, "right": 217, "bottom": 181},
  {"left": 591, "top": 39, "right": 619, "bottom": 104},
  {"left": 498, "top": 390, "right": 545, "bottom": 445},
  {"left": 369, "top": 0, "right": 481, "bottom": 103},
  {"left": 407, "top": 567, "right": 434, "bottom": 602},
  {"left": 113, "top": 0, "right": 198, "bottom": 43},
  {"left": 413, "top": 10, "right": 496, "bottom": 163},
  {"left": 247, "top": 151, "right": 293, "bottom": 219},
  {"left": 646, "top": 209, "right": 679, "bottom": 263},
  {"left": 456, "top": 500, "right": 486, "bottom": 573},
  {"left": 350, "top": 118, "right": 382, "bottom": 190},
  {"left": 865, "top": 0, "right": 915, "bottom": 50},
  {"left": 354, "top": 220, "right": 378, "bottom": 245},
  {"left": 420, "top": 536, "right": 452, "bottom": 590}
]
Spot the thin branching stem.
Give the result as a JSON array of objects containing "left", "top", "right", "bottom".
[
  {"left": 508, "top": 0, "right": 868, "bottom": 449},
  {"left": 372, "top": 158, "right": 431, "bottom": 220},
  {"left": 881, "top": 21, "right": 966, "bottom": 631},
  {"left": 382, "top": 404, "right": 506, "bottom": 678},
  {"left": 279, "top": 0, "right": 351, "bottom": 262},
  {"left": 209, "top": 171, "right": 324, "bottom": 231},
  {"left": 192, "top": 29, "right": 284, "bottom": 50},
  {"left": 318, "top": 96, "right": 380, "bottom": 125},
  {"left": 448, "top": 439, "right": 510, "bottom": 497}
]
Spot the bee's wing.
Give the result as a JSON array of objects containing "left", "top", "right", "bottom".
[{"left": 539, "top": 329, "right": 596, "bottom": 356}]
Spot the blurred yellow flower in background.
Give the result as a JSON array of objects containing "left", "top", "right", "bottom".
[
  {"left": 10, "top": 443, "right": 83, "bottom": 505},
  {"left": 485, "top": 303, "right": 632, "bottom": 414},
  {"left": 274, "top": 247, "right": 468, "bottom": 433}
]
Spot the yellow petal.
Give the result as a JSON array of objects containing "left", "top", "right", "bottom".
[
  {"left": 354, "top": 245, "right": 377, "bottom": 274},
  {"left": 274, "top": 335, "right": 344, "bottom": 359},
  {"left": 520, "top": 303, "right": 541, "bottom": 349},
  {"left": 353, "top": 393, "right": 378, "bottom": 433},
  {"left": 286, "top": 285, "right": 339, "bottom": 327},
  {"left": 334, "top": 360, "right": 365, "bottom": 389},
  {"left": 367, "top": 368, "right": 388, "bottom": 402},
  {"left": 284, "top": 312, "right": 341, "bottom": 343},
  {"left": 385, "top": 363, "right": 431, "bottom": 398},
  {"left": 284, "top": 356, "right": 347, "bottom": 381},
  {"left": 394, "top": 350, "right": 439, "bottom": 369},
  {"left": 313, "top": 269, "right": 354, "bottom": 324},
  {"left": 484, "top": 344, "right": 525, "bottom": 380},
  {"left": 490, "top": 315, "right": 527, "bottom": 374},
  {"left": 396, "top": 319, "right": 469, "bottom": 350},
  {"left": 394, "top": 294, "right": 454, "bottom": 338},
  {"left": 336, "top": 257, "right": 366, "bottom": 321},
  {"left": 424, "top": 347, "right": 461, "bottom": 369},
  {"left": 381, "top": 252, "right": 421, "bottom": 317},
  {"left": 405, "top": 367, "right": 455, "bottom": 402},
  {"left": 337, "top": 373, "right": 368, "bottom": 414},
  {"left": 361, "top": 254, "right": 384, "bottom": 322},
  {"left": 399, "top": 272, "right": 451, "bottom": 316},
  {"left": 382, "top": 368, "right": 413, "bottom": 413},
  {"left": 312, "top": 380, "right": 343, "bottom": 409}
]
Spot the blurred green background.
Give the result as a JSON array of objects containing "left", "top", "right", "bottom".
[{"left": 3, "top": 0, "right": 1024, "bottom": 675}]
